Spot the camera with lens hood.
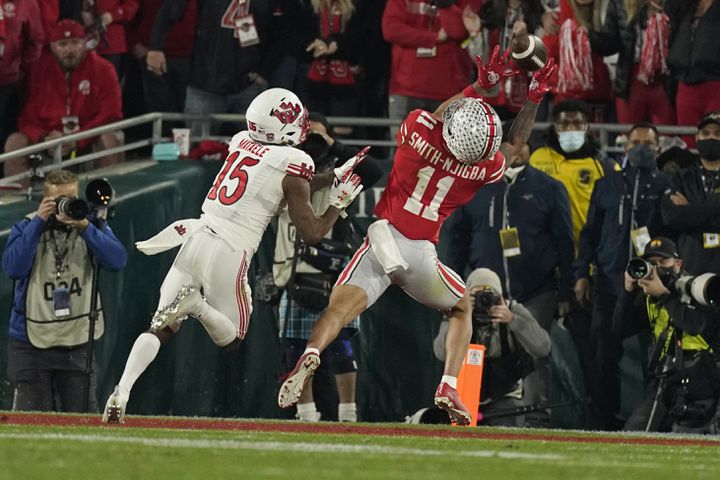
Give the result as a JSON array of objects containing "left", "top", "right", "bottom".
[{"left": 473, "top": 288, "right": 501, "bottom": 325}]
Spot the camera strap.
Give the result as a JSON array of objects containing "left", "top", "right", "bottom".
[{"left": 49, "top": 229, "right": 76, "bottom": 279}]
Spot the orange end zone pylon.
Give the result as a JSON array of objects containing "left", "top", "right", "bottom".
[{"left": 456, "top": 344, "right": 485, "bottom": 427}]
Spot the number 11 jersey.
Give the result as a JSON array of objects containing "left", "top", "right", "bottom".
[{"left": 374, "top": 109, "right": 506, "bottom": 243}]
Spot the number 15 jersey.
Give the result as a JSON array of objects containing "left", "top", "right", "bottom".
[{"left": 374, "top": 109, "right": 506, "bottom": 243}]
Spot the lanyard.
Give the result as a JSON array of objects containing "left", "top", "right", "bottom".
[
  {"left": 49, "top": 229, "right": 75, "bottom": 279},
  {"left": 701, "top": 171, "right": 718, "bottom": 197}
]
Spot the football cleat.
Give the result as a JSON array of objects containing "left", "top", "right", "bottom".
[
  {"left": 277, "top": 351, "right": 321, "bottom": 408},
  {"left": 102, "top": 385, "right": 128, "bottom": 424},
  {"left": 150, "top": 284, "right": 201, "bottom": 331},
  {"left": 434, "top": 382, "right": 472, "bottom": 426}
]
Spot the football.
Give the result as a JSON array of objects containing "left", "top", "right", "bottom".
[{"left": 511, "top": 34, "right": 547, "bottom": 71}]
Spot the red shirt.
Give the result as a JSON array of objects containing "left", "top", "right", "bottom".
[
  {"left": 374, "top": 109, "right": 506, "bottom": 243},
  {"left": 0, "top": 0, "right": 44, "bottom": 86},
  {"left": 128, "top": 0, "right": 195, "bottom": 58},
  {"left": 19, "top": 51, "right": 122, "bottom": 149}
]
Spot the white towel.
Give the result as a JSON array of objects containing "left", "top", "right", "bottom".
[
  {"left": 367, "top": 219, "right": 409, "bottom": 274},
  {"left": 135, "top": 219, "right": 201, "bottom": 255}
]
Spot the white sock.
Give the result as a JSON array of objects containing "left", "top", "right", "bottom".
[
  {"left": 194, "top": 301, "right": 238, "bottom": 347},
  {"left": 117, "top": 333, "right": 161, "bottom": 400},
  {"left": 441, "top": 375, "right": 458, "bottom": 389},
  {"left": 303, "top": 347, "right": 320, "bottom": 356},
  {"left": 338, "top": 402, "right": 357, "bottom": 422},
  {"left": 296, "top": 402, "right": 321, "bottom": 422}
]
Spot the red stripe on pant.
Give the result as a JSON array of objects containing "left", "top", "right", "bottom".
[{"left": 337, "top": 239, "right": 370, "bottom": 285}]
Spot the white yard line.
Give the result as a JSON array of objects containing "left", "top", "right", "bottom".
[{"left": 0, "top": 431, "right": 561, "bottom": 461}]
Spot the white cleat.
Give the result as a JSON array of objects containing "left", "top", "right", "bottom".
[
  {"left": 102, "top": 386, "right": 128, "bottom": 424},
  {"left": 278, "top": 352, "right": 321, "bottom": 408},
  {"left": 150, "top": 284, "right": 201, "bottom": 331}
]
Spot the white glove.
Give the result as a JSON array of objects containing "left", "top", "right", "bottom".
[
  {"left": 333, "top": 146, "right": 370, "bottom": 183},
  {"left": 329, "top": 172, "right": 363, "bottom": 212}
]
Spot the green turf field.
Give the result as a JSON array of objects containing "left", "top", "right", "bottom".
[{"left": 1, "top": 419, "right": 719, "bottom": 480}]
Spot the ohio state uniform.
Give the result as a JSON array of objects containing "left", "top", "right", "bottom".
[
  {"left": 339, "top": 109, "right": 505, "bottom": 311},
  {"left": 375, "top": 109, "right": 505, "bottom": 243}
]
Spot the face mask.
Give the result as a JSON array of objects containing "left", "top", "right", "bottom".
[
  {"left": 656, "top": 266, "right": 679, "bottom": 288},
  {"left": 697, "top": 139, "right": 720, "bottom": 162},
  {"left": 627, "top": 144, "right": 657, "bottom": 169},
  {"left": 558, "top": 131, "right": 586, "bottom": 153}
]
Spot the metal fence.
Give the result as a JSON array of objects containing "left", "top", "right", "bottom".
[{"left": 0, "top": 112, "right": 699, "bottom": 187}]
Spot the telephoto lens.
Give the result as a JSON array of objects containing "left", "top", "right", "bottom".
[
  {"left": 55, "top": 196, "right": 89, "bottom": 220},
  {"left": 627, "top": 257, "right": 652, "bottom": 280}
]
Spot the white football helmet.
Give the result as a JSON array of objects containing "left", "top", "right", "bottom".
[
  {"left": 245, "top": 88, "right": 309, "bottom": 146},
  {"left": 442, "top": 98, "right": 503, "bottom": 165}
]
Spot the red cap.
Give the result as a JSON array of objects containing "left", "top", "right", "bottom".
[{"left": 49, "top": 19, "right": 85, "bottom": 43}]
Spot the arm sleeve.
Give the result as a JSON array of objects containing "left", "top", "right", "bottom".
[
  {"left": 21, "top": 0, "right": 45, "bottom": 71},
  {"left": 587, "top": 0, "right": 623, "bottom": 56},
  {"left": 148, "top": 0, "right": 190, "bottom": 51},
  {"left": 80, "top": 222, "right": 127, "bottom": 271},
  {"left": 508, "top": 301, "right": 551, "bottom": 358},
  {"left": 574, "top": 184, "right": 603, "bottom": 281},
  {"left": 2, "top": 217, "right": 45, "bottom": 279},
  {"left": 552, "top": 181, "right": 575, "bottom": 300},
  {"left": 661, "top": 295, "right": 711, "bottom": 337},
  {"left": 437, "top": 3, "right": 468, "bottom": 40},
  {"left": 382, "top": 0, "right": 438, "bottom": 48},
  {"left": 99, "top": 0, "right": 139, "bottom": 24}
]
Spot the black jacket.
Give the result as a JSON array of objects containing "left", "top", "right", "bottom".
[
  {"left": 445, "top": 165, "right": 574, "bottom": 302},
  {"left": 576, "top": 165, "right": 670, "bottom": 295},
  {"left": 661, "top": 163, "right": 720, "bottom": 275},
  {"left": 152, "top": 0, "right": 283, "bottom": 95},
  {"left": 666, "top": 0, "right": 720, "bottom": 84}
]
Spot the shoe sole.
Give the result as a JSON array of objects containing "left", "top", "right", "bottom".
[
  {"left": 434, "top": 397, "right": 471, "bottom": 426},
  {"left": 278, "top": 355, "right": 320, "bottom": 408},
  {"left": 150, "top": 285, "right": 197, "bottom": 331}
]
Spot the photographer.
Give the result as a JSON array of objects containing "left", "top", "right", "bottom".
[
  {"left": 2, "top": 170, "right": 127, "bottom": 412},
  {"left": 613, "top": 237, "right": 720, "bottom": 433},
  {"left": 272, "top": 116, "right": 382, "bottom": 422},
  {"left": 433, "top": 268, "right": 550, "bottom": 427}
]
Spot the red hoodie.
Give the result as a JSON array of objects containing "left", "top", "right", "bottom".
[
  {"left": 542, "top": 0, "right": 611, "bottom": 102},
  {"left": 90, "top": 0, "right": 139, "bottom": 56},
  {"left": 19, "top": 51, "right": 122, "bottom": 149},
  {"left": 382, "top": 0, "right": 473, "bottom": 101},
  {"left": 0, "top": 0, "right": 44, "bottom": 85}
]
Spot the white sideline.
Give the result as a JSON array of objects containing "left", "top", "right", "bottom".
[{"left": 0, "top": 432, "right": 562, "bottom": 461}]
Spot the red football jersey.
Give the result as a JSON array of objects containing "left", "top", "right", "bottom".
[{"left": 374, "top": 109, "right": 506, "bottom": 243}]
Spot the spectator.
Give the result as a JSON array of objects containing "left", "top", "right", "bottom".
[
  {"left": 2, "top": 169, "right": 127, "bottom": 412},
  {"left": 130, "top": 0, "right": 196, "bottom": 113},
  {"left": 3, "top": 20, "right": 124, "bottom": 184},
  {"left": 445, "top": 139, "right": 573, "bottom": 427},
  {"left": 529, "top": 99, "right": 619, "bottom": 250},
  {"left": 382, "top": 0, "right": 473, "bottom": 133},
  {"left": 589, "top": 0, "right": 675, "bottom": 125},
  {"left": 542, "top": 0, "right": 613, "bottom": 121},
  {"left": 661, "top": 111, "right": 720, "bottom": 275},
  {"left": 612, "top": 237, "right": 720, "bottom": 433},
  {"left": 148, "top": 0, "right": 283, "bottom": 137},
  {"left": 574, "top": 123, "right": 670, "bottom": 429},
  {"left": 433, "top": 268, "right": 551, "bottom": 427},
  {"left": 0, "top": 0, "right": 44, "bottom": 171},
  {"left": 666, "top": 0, "right": 720, "bottom": 146},
  {"left": 81, "top": 0, "right": 139, "bottom": 77}
]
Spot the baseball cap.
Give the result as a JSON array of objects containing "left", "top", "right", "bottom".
[
  {"left": 49, "top": 19, "right": 85, "bottom": 43},
  {"left": 467, "top": 268, "right": 502, "bottom": 293},
  {"left": 642, "top": 237, "right": 679, "bottom": 260},
  {"left": 697, "top": 111, "right": 720, "bottom": 130}
]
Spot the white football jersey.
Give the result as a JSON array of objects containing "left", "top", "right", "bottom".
[{"left": 201, "top": 131, "right": 315, "bottom": 252}]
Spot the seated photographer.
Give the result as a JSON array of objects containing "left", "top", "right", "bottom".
[
  {"left": 613, "top": 237, "right": 720, "bottom": 433},
  {"left": 433, "top": 269, "right": 551, "bottom": 427},
  {"left": 2, "top": 170, "right": 127, "bottom": 412},
  {"left": 272, "top": 124, "right": 382, "bottom": 422}
]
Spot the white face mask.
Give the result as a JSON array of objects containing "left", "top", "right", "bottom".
[
  {"left": 505, "top": 165, "right": 525, "bottom": 183},
  {"left": 558, "top": 130, "right": 586, "bottom": 153}
]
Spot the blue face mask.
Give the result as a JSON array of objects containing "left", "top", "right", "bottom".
[{"left": 558, "top": 131, "right": 586, "bottom": 153}]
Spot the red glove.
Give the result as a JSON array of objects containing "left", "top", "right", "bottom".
[
  {"left": 527, "top": 58, "right": 557, "bottom": 104},
  {"left": 474, "top": 45, "right": 520, "bottom": 90}
]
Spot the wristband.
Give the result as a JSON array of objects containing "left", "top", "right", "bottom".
[{"left": 463, "top": 84, "right": 484, "bottom": 99}]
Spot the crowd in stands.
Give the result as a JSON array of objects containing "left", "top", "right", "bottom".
[{"left": 2, "top": 0, "right": 720, "bottom": 430}]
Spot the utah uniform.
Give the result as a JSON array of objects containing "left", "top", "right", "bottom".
[
  {"left": 339, "top": 109, "right": 505, "bottom": 310},
  {"left": 159, "top": 131, "right": 314, "bottom": 339}
]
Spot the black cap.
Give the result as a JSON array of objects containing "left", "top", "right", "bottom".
[
  {"left": 642, "top": 237, "right": 679, "bottom": 260},
  {"left": 698, "top": 111, "right": 720, "bottom": 130}
]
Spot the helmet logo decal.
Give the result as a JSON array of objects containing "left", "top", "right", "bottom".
[{"left": 271, "top": 102, "right": 302, "bottom": 125}]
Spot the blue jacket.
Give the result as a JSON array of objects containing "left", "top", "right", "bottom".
[
  {"left": 2, "top": 216, "right": 127, "bottom": 343},
  {"left": 445, "top": 165, "right": 575, "bottom": 302},
  {"left": 575, "top": 166, "right": 670, "bottom": 295}
]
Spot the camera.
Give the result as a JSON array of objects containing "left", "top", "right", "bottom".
[
  {"left": 55, "top": 196, "right": 90, "bottom": 220},
  {"left": 473, "top": 288, "right": 501, "bottom": 324},
  {"left": 52, "top": 178, "right": 115, "bottom": 223},
  {"left": 627, "top": 257, "right": 653, "bottom": 280},
  {"left": 674, "top": 273, "right": 720, "bottom": 308}
]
